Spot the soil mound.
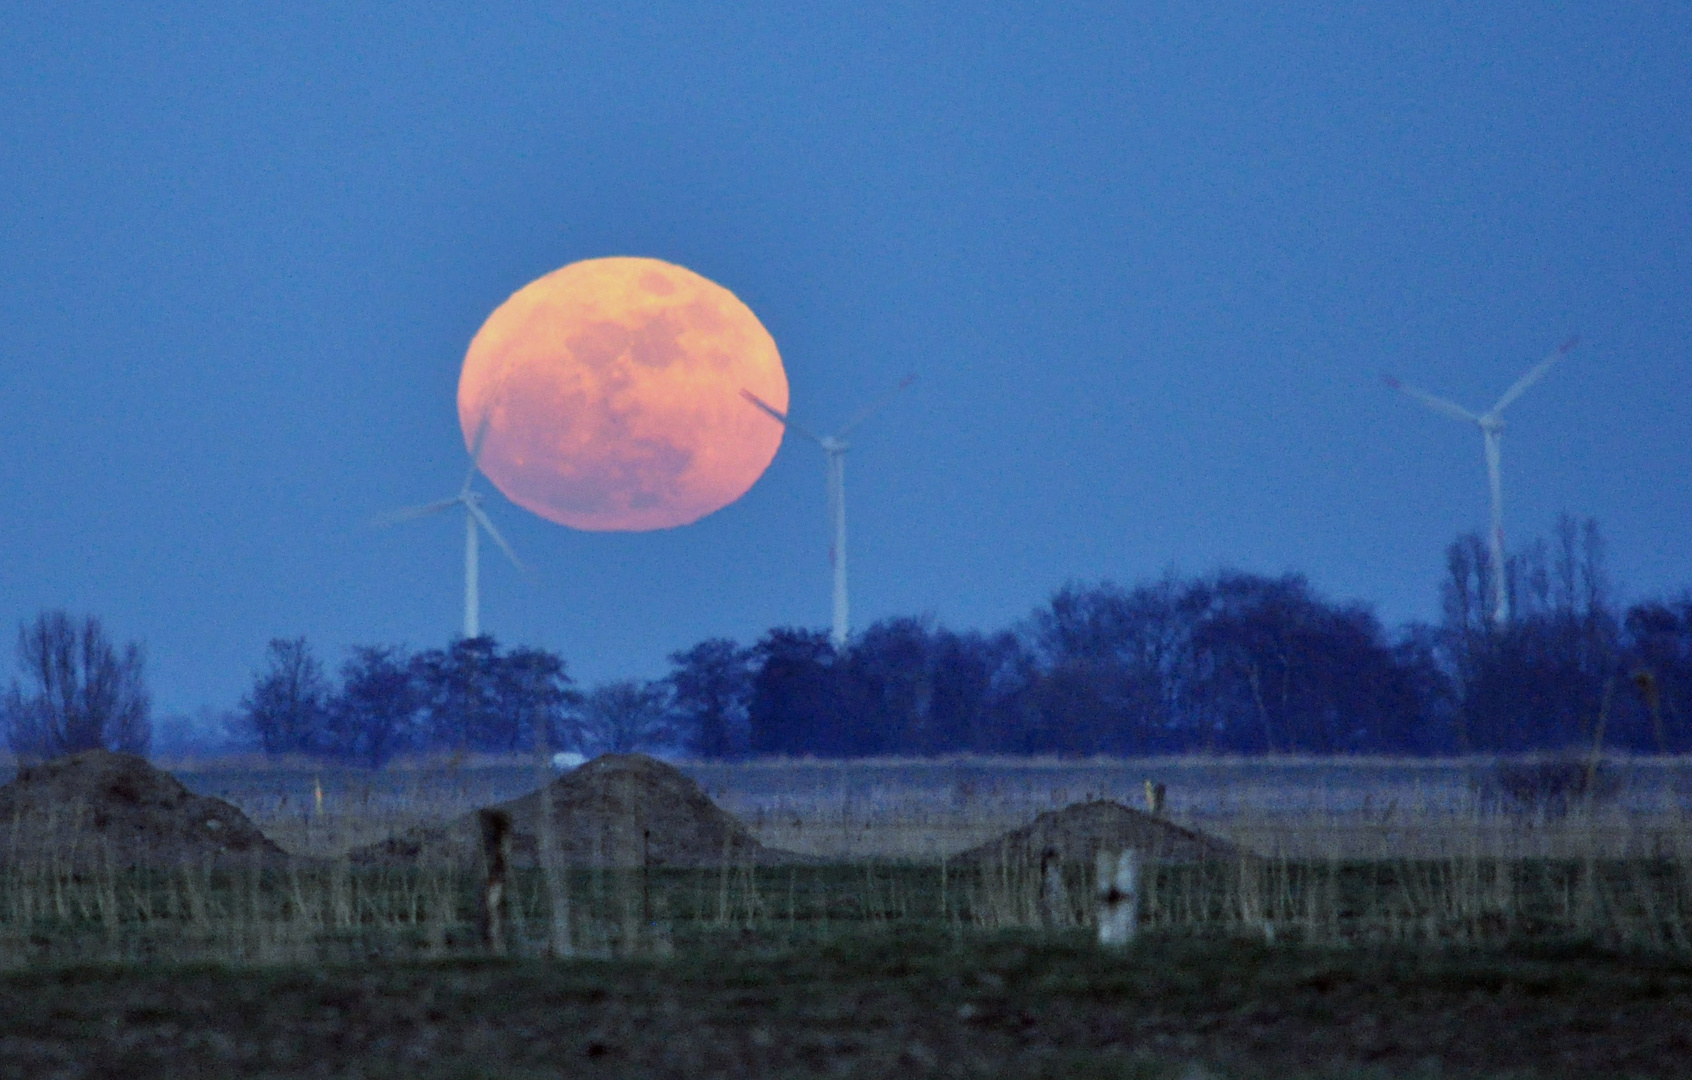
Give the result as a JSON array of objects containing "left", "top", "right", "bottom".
[
  {"left": 0, "top": 749, "right": 283, "bottom": 867},
  {"left": 955, "top": 799, "right": 1242, "bottom": 866},
  {"left": 354, "top": 753, "right": 802, "bottom": 868}
]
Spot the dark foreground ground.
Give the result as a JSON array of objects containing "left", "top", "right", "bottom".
[{"left": 0, "top": 932, "right": 1687, "bottom": 1079}]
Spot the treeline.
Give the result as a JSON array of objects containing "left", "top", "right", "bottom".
[
  {"left": 1436, "top": 517, "right": 1689, "bottom": 753},
  {"left": 712, "top": 518, "right": 1687, "bottom": 757},
  {"left": 728, "top": 539, "right": 1690, "bottom": 757},
  {"left": 234, "top": 635, "right": 701, "bottom": 766},
  {"left": 7, "top": 519, "right": 1690, "bottom": 762},
  {"left": 238, "top": 638, "right": 574, "bottom": 767},
  {"left": 219, "top": 518, "right": 1691, "bottom": 762}
]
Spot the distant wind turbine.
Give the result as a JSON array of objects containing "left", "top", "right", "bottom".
[
  {"left": 374, "top": 419, "right": 525, "bottom": 639},
  {"left": 742, "top": 376, "right": 915, "bottom": 650},
  {"left": 1384, "top": 335, "right": 1578, "bottom": 625}
]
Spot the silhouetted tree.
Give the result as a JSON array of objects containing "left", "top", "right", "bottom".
[
  {"left": 1024, "top": 578, "right": 1201, "bottom": 753},
  {"left": 1185, "top": 572, "right": 1415, "bottom": 753},
  {"left": 1624, "top": 595, "right": 1692, "bottom": 752},
  {"left": 578, "top": 679, "right": 672, "bottom": 755},
  {"left": 413, "top": 637, "right": 504, "bottom": 752},
  {"left": 241, "top": 637, "right": 326, "bottom": 757},
  {"left": 1441, "top": 517, "right": 1622, "bottom": 752},
  {"left": 748, "top": 628, "right": 837, "bottom": 756},
  {"left": 1390, "top": 625, "right": 1460, "bottom": 753},
  {"left": 923, "top": 628, "right": 1024, "bottom": 754},
  {"left": 496, "top": 646, "right": 578, "bottom": 756},
  {"left": 4, "top": 611, "right": 149, "bottom": 759},
  {"left": 836, "top": 618, "right": 936, "bottom": 756},
  {"left": 666, "top": 638, "right": 752, "bottom": 759},
  {"left": 325, "top": 646, "right": 417, "bottom": 768}
]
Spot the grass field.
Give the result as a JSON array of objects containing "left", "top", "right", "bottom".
[{"left": 1, "top": 754, "right": 1689, "bottom": 1077}]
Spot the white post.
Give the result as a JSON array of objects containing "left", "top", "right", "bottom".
[{"left": 1096, "top": 848, "right": 1140, "bottom": 947}]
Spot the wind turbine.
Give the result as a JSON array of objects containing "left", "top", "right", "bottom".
[
  {"left": 1384, "top": 335, "right": 1578, "bottom": 625},
  {"left": 742, "top": 376, "right": 915, "bottom": 650},
  {"left": 374, "top": 419, "right": 525, "bottom": 639}
]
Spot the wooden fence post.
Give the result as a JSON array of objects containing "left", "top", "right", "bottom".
[
  {"left": 1039, "top": 847, "right": 1071, "bottom": 928},
  {"left": 532, "top": 734, "right": 573, "bottom": 959},
  {"left": 1144, "top": 780, "right": 1166, "bottom": 816},
  {"left": 479, "top": 808, "right": 513, "bottom": 956},
  {"left": 1096, "top": 848, "right": 1139, "bottom": 947}
]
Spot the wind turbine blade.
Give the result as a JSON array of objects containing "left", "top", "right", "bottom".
[
  {"left": 741, "top": 389, "right": 824, "bottom": 444},
  {"left": 468, "top": 502, "right": 525, "bottom": 573},
  {"left": 836, "top": 374, "right": 916, "bottom": 437},
  {"left": 369, "top": 498, "right": 460, "bottom": 528},
  {"left": 1382, "top": 375, "right": 1480, "bottom": 424},
  {"left": 461, "top": 413, "right": 492, "bottom": 496},
  {"left": 1490, "top": 335, "right": 1578, "bottom": 414}
]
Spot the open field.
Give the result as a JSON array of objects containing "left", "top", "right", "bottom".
[
  {"left": 1, "top": 755, "right": 1689, "bottom": 1077},
  {"left": 4, "top": 754, "right": 1687, "bottom": 960}
]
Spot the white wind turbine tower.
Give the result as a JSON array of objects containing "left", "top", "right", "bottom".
[
  {"left": 1384, "top": 335, "right": 1578, "bottom": 625},
  {"left": 742, "top": 375, "right": 915, "bottom": 650},
  {"left": 374, "top": 420, "right": 525, "bottom": 639}
]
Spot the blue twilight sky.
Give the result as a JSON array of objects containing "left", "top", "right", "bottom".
[{"left": 2, "top": 2, "right": 1689, "bottom": 718}]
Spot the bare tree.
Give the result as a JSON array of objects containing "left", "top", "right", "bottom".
[
  {"left": 1581, "top": 516, "right": 1609, "bottom": 618},
  {"left": 4, "top": 611, "right": 149, "bottom": 759},
  {"left": 577, "top": 680, "right": 673, "bottom": 755},
  {"left": 1555, "top": 513, "right": 1581, "bottom": 615},
  {"left": 241, "top": 638, "right": 328, "bottom": 757}
]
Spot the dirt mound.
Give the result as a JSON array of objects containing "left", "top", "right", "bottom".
[
  {"left": 0, "top": 750, "right": 283, "bottom": 867},
  {"left": 354, "top": 753, "right": 802, "bottom": 868},
  {"left": 955, "top": 800, "right": 1242, "bottom": 866}
]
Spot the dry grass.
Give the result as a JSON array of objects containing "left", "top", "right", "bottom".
[
  {"left": 2, "top": 754, "right": 1688, "bottom": 1078},
  {"left": 103, "top": 753, "right": 1692, "bottom": 862},
  {"left": 0, "top": 754, "right": 1688, "bottom": 968},
  {"left": 683, "top": 755, "right": 1692, "bottom": 861}
]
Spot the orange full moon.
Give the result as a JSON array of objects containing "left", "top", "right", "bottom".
[{"left": 457, "top": 257, "right": 789, "bottom": 531}]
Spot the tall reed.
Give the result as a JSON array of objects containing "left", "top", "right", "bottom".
[{"left": 2, "top": 756, "right": 1687, "bottom": 967}]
